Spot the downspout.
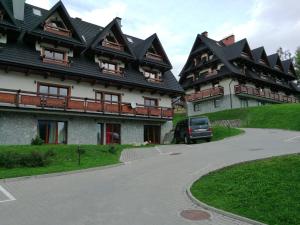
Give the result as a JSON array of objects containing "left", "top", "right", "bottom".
[{"left": 229, "top": 79, "right": 234, "bottom": 109}]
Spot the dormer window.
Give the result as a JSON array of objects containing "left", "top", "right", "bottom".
[
  {"left": 241, "top": 51, "right": 250, "bottom": 58},
  {"left": 144, "top": 69, "right": 162, "bottom": 83},
  {"left": 259, "top": 59, "right": 266, "bottom": 64},
  {"left": 146, "top": 45, "right": 163, "bottom": 61},
  {"left": 274, "top": 65, "right": 281, "bottom": 71},
  {"left": 41, "top": 48, "right": 69, "bottom": 66},
  {"left": 44, "top": 14, "right": 71, "bottom": 37},
  {"left": 102, "top": 33, "right": 124, "bottom": 51},
  {"left": 98, "top": 58, "right": 124, "bottom": 76}
]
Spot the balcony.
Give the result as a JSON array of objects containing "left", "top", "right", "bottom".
[
  {"left": 186, "top": 86, "right": 224, "bottom": 102},
  {"left": 145, "top": 52, "right": 163, "bottom": 61},
  {"left": 44, "top": 23, "right": 71, "bottom": 37},
  {"left": 0, "top": 88, "right": 173, "bottom": 119},
  {"left": 234, "top": 85, "right": 299, "bottom": 103},
  {"left": 100, "top": 68, "right": 124, "bottom": 76},
  {"left": 102, "top": 40, "right": 124, "bottom": 51}
]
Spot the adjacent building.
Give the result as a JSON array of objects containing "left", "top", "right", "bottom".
[
  {"left": 0, "top": 0, "right": 183, "bottom": 145},
  {"left": 179, "top": 32, "right": 300, "bottom": 116}
]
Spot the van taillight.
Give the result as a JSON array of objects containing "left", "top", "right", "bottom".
[
  {"left": 188, "top": 128, "right": 192, "bottom": 135},
  {"left": 208, "top": 127, "right": 212, "bottom": 132}
]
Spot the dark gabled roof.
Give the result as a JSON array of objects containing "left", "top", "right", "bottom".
[
  {"left": 179, "top": 34, "right": 242, "bottom": 83},
  {"left": 0, "top": 1, "right": 183, "bottom": 94},
  {"left": 223, "top": 39, "right": 253, "bottom": 60},
  {"left": 268, "top": 53, "right": 284, "bottom": 71},
  {"left": 0, "top": 42, "right": 183, "bottom": 94},
  {"left": 0, "top": 0, "right": 19, "bottom": 30},
  {"left": 87, "top": 17, "right": 135, "bottom": 59},
  {"left": 28, "top": 1, "right": 85, "bottom": 46},
  {"left": 133, "top": 33, "right": 172, "bottom": 69},
  {"left": 282, "top": 59, "right": 296, "bottom": 76},
  {"left": 251, "top": 47, "right": 270, "bottom": 66}
]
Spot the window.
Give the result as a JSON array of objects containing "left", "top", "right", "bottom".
[
  {"left": 104, "top": 93, "right": 120, "bottom": 103},
  {"left": 102, "top": 33, "right": 124, "bottom": 51},
  {"left": 214, "top": 99, "right": 221, "bottom": 108},
  {"left": 33, "top": 8, "right": 42, "bottom": 16},
  {"left": 38, "top": 83, "right": 69, "bottom": 97},
  {"left": 38, "top": 120, "right": 67, "bottom": 144},
  {"left": 146, "top": 45, "right": 163, "bottom": 61},
  {"left": 106, "top": 123, "right": 121, "bottom": 144},
  {"left": 144, "top": 98, "right": 158, "bottom": 107},
  {"left": 144, "top": 70, "right": 162, "bottom": 82},
  {"left": 194, "top": 103, "right": 201, "bottom": 112},
  {"left": 97, "top": 123, "right": 104, "bottom": 145},
  {"left": 102, "top": 62, "right": 117, "bottom": 72},
  {"left": 42, "top": 48, "right": 68, "bottom": 65},
  {"left": 44, "top": 14, "right": 71, "bottom": 37}
]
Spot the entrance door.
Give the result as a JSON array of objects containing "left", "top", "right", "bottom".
[
  {"left": 106, "top": 123, "right": 121, "bottom": 144},
  {"left": 144, "top": 125, "right": 160, "bottom": 144}
]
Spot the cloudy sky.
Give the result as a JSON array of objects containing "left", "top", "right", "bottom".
[{"left": 26, "top": 0, "right": 300, "bottom": 78}]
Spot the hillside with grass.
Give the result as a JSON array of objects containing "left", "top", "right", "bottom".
[{"left": 174, "top": 104, "right": 300, "bottom": 131}]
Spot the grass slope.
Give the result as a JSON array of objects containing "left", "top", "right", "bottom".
[
  {"left": 191, "top": 154, "right": 300, "bottom": 225},
  {"left": 174, "top": 104, "right": 300, "bottom": 131},
  {"left": 0, "top": 145, "right": 129, "bottom": 179}
]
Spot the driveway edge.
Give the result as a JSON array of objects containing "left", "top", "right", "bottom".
[
  {"left": 186, "top": 173, "right": 267, "bottom": 225},
  {"left": 0, "top": 163, "right": 124, "bottom": 183}
]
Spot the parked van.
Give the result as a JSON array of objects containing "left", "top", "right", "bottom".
[{"left": 174, "top": 117, "right": 212, "bottom": 144}]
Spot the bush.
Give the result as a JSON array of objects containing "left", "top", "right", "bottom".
[
  {"left": 0, "top": 150, "right": 55, "bottom": 168},
  {"left": 108, "top": 145, "right": 117, "bottom": 154},
  {"left": 31, "top": 136, "right": 44, "bottom": 145}
]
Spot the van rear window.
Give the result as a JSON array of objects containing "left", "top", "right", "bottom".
[{"left": 190, "top": 118, "right": 209, "bottom": 126}]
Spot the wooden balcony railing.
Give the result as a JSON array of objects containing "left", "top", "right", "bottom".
[
  {"left": 44, "top": 23, "right": 71, "bottom": 37},
  {"left": 186, "top": 86, "right": 224, "bottom": 102},
  {"left": 102, "top": 40, "right": 124, "bottom": 51},
  {"left": 42, "top": 57, "right": 69, "bottom": 66},
  {"left": 101, "top": 68, "right": 123, "bottom": 76},
  {"left": 234, "top": 85, "right": 299, "bottom": 103},
  {"left": 146, "top": 52, "right": 163, "bottom": 61},
  {"left": 0, "top": 88, "right": 173, "bottom": 119}
]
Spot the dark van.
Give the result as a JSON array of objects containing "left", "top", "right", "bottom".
[{"left": 174, "top": 117, "right": 212, "bottom": 144}]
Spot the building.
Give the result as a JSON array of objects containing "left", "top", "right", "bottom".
[
  {"left": 0, "top": 0, "right": 183, "bottom": 145},
  {"left": 179, "top": 32, "right": 300, "bottom": 116}
]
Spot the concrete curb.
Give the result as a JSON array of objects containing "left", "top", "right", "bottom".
[
  {"left": 0, "top": 163, "right": 124, "bottom": 183},
  {"left": 185, "top": 169, "right": 268, "bottom": 225}
]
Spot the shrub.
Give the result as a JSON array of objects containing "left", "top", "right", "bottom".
[
  {"left": 108, "top": 145, "right": 117, "bottom": 154},
  {"left": 0, "top": 150, "right": 55, "bottom": 168},
  {"left": 0, "top": 152, "right": 22, "bottom": 169},
  {"left": 31, "top": 136, "right": 44, "bottom": 145}
]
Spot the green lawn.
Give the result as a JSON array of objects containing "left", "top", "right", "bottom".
[
  {"left": 191, "top": 154, "right": 300, "bottom": 225},
  {"left": 174, "top": 104, "right": 300, "bottom": 131},
  {"left": 211, "top": 126, "right": 244, "bottom": 141},
  {"left": 0, "top": 145, "right": 130, "bottom": 179}
]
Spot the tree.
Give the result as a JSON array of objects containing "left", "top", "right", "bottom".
[
  {"left": 277, "top": 47, "right": 292, "bottom": 60},
  {"left": 294, "top": 47, "right": 300, "bottom": 79}
]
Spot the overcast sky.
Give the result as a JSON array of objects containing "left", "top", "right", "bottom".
[{"left": 26, "top": 0, "right": 300, "bottom": 78}]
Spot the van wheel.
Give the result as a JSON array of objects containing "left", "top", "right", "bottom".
[
  {"left": 184, "top": 136, "right": 191, "bottom": 144},
  {"left": 206, "top": 138, "right": 211, "bottom": 142}
]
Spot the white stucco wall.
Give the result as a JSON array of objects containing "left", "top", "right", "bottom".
[{"left": 0, "top": 70, "right": 172, "bottom": 107}]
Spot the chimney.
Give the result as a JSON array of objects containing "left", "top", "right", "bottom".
[
  {"left": 201, "top": 31, "right": 208, "bottom": 37},
  {"left": 221, "top": 34, "right": 235, "bottom": 46},
  {"left": 12, "top": 0, "right": 25, "bottom": 21},
  {"left": 115, "top": 17, "right": 122, "bottom": 27}
]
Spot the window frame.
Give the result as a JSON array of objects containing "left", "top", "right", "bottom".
[
  {"left": 95, "top": 91, "right": 121, "bottom": 103},
  {"left": 41, "top": 47, "right": 69, "bottom": 66},
  {"left": 143, "top": 69, "right": 162, "bottom": 83},
  {"left": 38, "top": 120, "right": 67, "bottom": 144},
  {"left": 37, "top": 82, "right": 70, "bottom": 98},
  {"left": 144, "top": 97, "right": 158, "bottom": 107},
  {"left": 194, "top": 103, "right": 201, "bottom": 112}
]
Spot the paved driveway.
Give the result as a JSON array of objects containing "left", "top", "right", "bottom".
[{"left": 0, "top": 129, "right": 300, "bottom": 225}]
